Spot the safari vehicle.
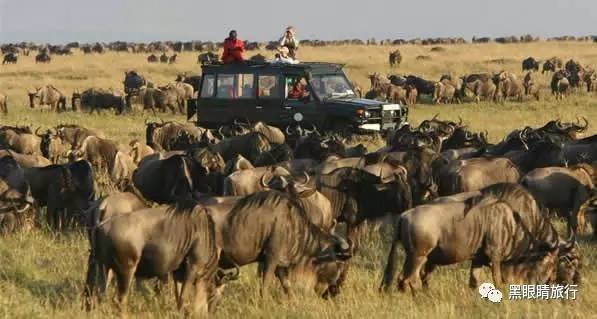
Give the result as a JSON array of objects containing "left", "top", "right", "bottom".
[{"left": 196, "top": 62, "right": 408, "bottom": 132}]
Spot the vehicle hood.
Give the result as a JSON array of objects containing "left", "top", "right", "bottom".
[{"left": 324, "top": 98, "right": 384, "bottom": 110}]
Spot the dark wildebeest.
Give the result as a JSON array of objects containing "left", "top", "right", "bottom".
[
  {"left": 35, "top": 52, "right": 51, "bottom": 63},
  {"left": 85, "top": 205, "right": 219, "bottom": 316},
  {"left": 405, "top": 75, "right": 435, "bottom": 95},
  {"left": 380, "top": 183, "right": 578, "bottom": 293},
  {"left": 542, "top": 57, "right": 563, "bottom": 74},
  {"left": 389, "top": 49, "right": 402, "bottom": 67},
  {"left": 0, "top": 156, "right": 35, "bottom": 234},
  {"left": 25, "top": 160, "right": 95, "bottom": 230},
  {"left": 2, "top": 52, "right": 18, "bottom": 64},
  {"left": 214, "top": 191, "right": 352, "bottom": 297},
  {"left": 133, "top": 148, "right": 225, "bottom": 204},
  {"left": 521, "top": 165, "right": 594, "bottom": 236},
  {"left": 147, "top": 54, "right": 158, "bottom": 63},
  {"left": 522, "top": 57, "right": 539, "bottom": 71},
  {"left": 72, "top": 88, "right": 125, "bottom": 114}
]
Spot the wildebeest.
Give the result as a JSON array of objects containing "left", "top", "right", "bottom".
[
  {"left": 145, "top": 120, "right": 213, "bottom": 152},
  {"left": 223, "top": 166, "right": 291, "bottom": 196},
  {"left": 147, "top": 54, "right": 158, "bottom": 63},
  {"left": 0, "top": 92, "right": 7, "bottom": 114},
  {"left": 2, "top": 52, "right": 18, "bottom": 64},
  {"left": 438, "top": 157, "right": 521, "bottom": 196},
  {"left": 522, "top": 57, "right": 539, "bottom": 71},
  {"left": 0, "top": 125, "right": 41, "bottom": 155},
  {"left": 494, "top": 72, "right": 523, "bottom": 102},
  {"left": 28, "top": 85, "right": 67, "bottom": 111},
  {"left": 521, "top": 165, "right": 594, "bottom": 236},
  {"left": 389, "top": 49, "right": 402, "bottom": 67},
  {"left": 128, "top": 139, "right": 154, "bottom": 164},
  {"left": 214, "top": 191, "right": 352, "bottom": 297},
  {"left": 0, "top": 150, "right": 51, "bottom": 168},
  {"left": 432, "top": 81, "right": 458, "bottom": 104},
  {"left": 133, "top": 148, "right": 225, "bottom": 203},
  {"left": 72, "top": 88, "right": 125, "bottom": 114},
  {"left": 168, "top": 54, "right": 177, "bottom": 64},
  {"left": 25, "top": 160, "right": 95, "bottom": 230},
  {"left": 523, "top": 71, "right": 540, "bottom": 100},
  {"left": 0, "top": 156, "right": 35, "bottom": 233},
  {"left": 542, "top": 57, "right": 563, "bottom": 74},
  {"left": 380, "top": 183, "right": 563, "bottom": 292},
  {"left": 35, "top": 52, "right": 51, "bottom": 63},
  {"left": 85, "top": 205, "right": 219, "bottom": 316},
  {"left": 198, "top": 52, "right": 219, "bottom": 65}
]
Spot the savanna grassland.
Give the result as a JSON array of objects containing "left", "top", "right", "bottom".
[{"left": 0, "top": 41, "right": 597, "bottom": 318}]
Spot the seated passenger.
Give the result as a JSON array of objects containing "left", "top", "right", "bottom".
[
  {"left": 288, "top": 79, "right": 309, "bottom": 99},
  {"left": 272, "top": 47, "right": 298, "bottom": 64}
]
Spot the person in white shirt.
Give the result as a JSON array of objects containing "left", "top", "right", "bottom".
[
  {"left": 279, "top": 26, "right": 299, "bottom": 59},
  {"left": 272, "top": 46, "right": 298, "bottom": 64}
]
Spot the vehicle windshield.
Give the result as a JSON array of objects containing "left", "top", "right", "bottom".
[{"left": 309, "top": 74, "right": 356, "bottom": 99}]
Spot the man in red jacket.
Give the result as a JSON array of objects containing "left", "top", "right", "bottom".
[{"left": 222, "top": 30, "right": 245, "bottom": 64}]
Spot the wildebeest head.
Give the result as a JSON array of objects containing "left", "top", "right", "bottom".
[
  {"left": 253, "top": 143, "right": 294, "bottom": 167},
  {"left": 0, "top": 156, "right": 34, "bottom": 213},
  {"left": 144, "top": 120, "right": 164, "bottom": 149},
  {"left": 441, "top": 126, "right": 488, "bottom": 151},
  {"left": 294, "top": 134, "right": 346, "bottom": 162},
  {"left": 36, "top": 127, "right": 59, "bottom": 159},
  {"left": 186, "top": 147, "right": 225, "bottom": 194}
]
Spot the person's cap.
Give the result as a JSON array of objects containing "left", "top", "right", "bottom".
[{"left": 286, "top": 26, "right": 295, "bottom": 34}]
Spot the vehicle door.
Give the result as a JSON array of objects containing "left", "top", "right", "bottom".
[
  {"left": 254, "top": 73, "right": 283, "bottom": 125},
  {"left": 281, "top": 74, "right": 323, "bottom": 128},
  {"left": 197, "top": 73, "right": 256, "bottom": 126}
]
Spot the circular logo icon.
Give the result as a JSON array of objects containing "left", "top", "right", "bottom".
[{"left": 293, "top": 112, "right": 304, "bottom": 122}]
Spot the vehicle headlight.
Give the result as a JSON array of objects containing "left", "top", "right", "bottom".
[{"left": 364, "top": 111, "right": 371, "bottom": 118}]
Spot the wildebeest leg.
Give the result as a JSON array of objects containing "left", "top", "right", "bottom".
[
  {"left": 114, "top": 265, "right": 136, "bottom": 315},
  {"left": 490, "top": 257, "right": 503, "bottom": 287},
  {"left": 380, "top": 238, "right": 401, "bottom": 292},
  {"left": 469, "top": 257, "right": 484, "bottom": 288},
  {"left": 421, "top": 263, "right": 436, "bottom": 288},
  {"left": 47, "top": 202, "right": 59, "bottom": 230},
  {"left": 399, "top": 252, "right": 427, "bottom": 294},
  {"left": 260, "top": 259, "right": 279, "bottom": 298},
  {"left": 275, "top": 267, "right": 292, "bottom": 296},
  {"left": 191, "top": 277, "right": 210, "bottom": 317}
]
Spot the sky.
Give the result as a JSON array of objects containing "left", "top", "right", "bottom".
[{"left": 1, "top": 0, "right": 596, "bottom": 44}]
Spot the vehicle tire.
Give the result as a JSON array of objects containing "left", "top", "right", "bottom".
[{"left": 328, "top": 119, "right": 353, "bottom": 137}]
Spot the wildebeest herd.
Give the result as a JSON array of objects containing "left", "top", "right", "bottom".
[
  {"left": 0, "top": 111, "right": 593, "bottom": 316},
  {"left": 367, "top": 54, "right": 596, "bottom": 105}
]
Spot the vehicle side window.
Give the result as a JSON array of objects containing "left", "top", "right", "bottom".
[
  {"left": 216, "top": 74, "right": 235, "bottom": 98},
  {"left": 200, "top": 74, "right": 215, "bottom": 98},
  {"left": 237, "top": 74, "right": 255, "bottom": 99},
  {"left": 258, "top": 75, "right": 280, "bottom": 98}
]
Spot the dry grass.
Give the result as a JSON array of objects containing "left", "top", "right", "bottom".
[{"left": 0, "top": 42, "right": 596, "bottom": 318}]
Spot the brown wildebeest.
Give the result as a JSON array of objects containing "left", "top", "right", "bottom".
[{"left": 28, "top": 85, "right": 67, "bottom": 112}]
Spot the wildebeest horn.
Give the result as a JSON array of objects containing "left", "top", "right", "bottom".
[
  {"left": 285, "top": 125, "right": 294, "bottom": 136},
  {"left": 432, "top": 113, "right": 439, "bottom": 121},
  {"left": 34, "top": 127, "right": 44, "bottom": 137},
  {"left": 160, "top": 118, "right": 165, "bottom": 124},
  {"left": 555, "top": 119, "right": 564, "bottom": 129},
  {"left": 144, "top": 118, "right": 150, "bottom": 125},
  {"left": 260, "top": 173, "right": 272, "bottom": 188},
  {"left": 518, "top": 130, "right": 529, "bottom": 150},
  {"left": 334, "top": 236, "right": 352, "bottom": 260},
  {"left": 465, "top": 131, "right": 473, "bottom": 140},
  {"left": 458, "top": 116, "right": 463, "bottom": 127},
  {"left": 577, "top": 116, "right": 588, "bottom": 131},
  {"left": 298, "top": 171, "right": 310, "bottom": 186}
]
